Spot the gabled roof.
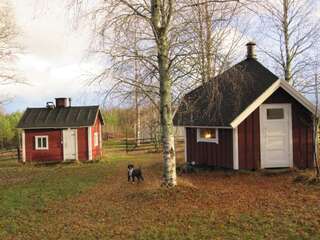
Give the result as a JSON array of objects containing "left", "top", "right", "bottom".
[
  {"left": 17, "top": 106, "right": 104, "bottom": 129},
  {"left": 173, "top": 58, "right": 279, "bottom": 127},
  {"left": 173, "top": 58, "right": 316, "bottom": 128}
]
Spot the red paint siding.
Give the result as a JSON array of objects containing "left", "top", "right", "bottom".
[
  {"left": 265, "top": 88, "right": 314, "bottom": 169},
  {"left": 238, "top": 108, "right": 260, "bottom": 170},
  {"left": 25, "top": 129, "right": 63, "bottom": 162},
  {"left": 186, "top": 128, "right": 233, "bottom": 168},
  {"left": 77, "top": 127, "right": 88, "bottom": 161},
  {"left": 91, "top": 117, "right": 102, "bottom": 160},
  {"left": 237, "top": 87, "right": 314, "bottom": 170}
]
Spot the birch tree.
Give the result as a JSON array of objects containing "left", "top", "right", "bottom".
[
  {"left": 74, "top": 0, "right": 242, "bottom": 186},
  {"left": 0, "top": 3, "right": 19, "bottom": 104},
  {"left": 258, "top": 0, "right": 319, "bottom": 87}
]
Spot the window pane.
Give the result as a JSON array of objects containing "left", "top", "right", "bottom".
[
  {"left": 37, "top": 137, "right": 42, "bottom": 148},
  {"left": 199, "top": 129, "right": 216, "bottom": 139},
  {"left": 267, "top": 108, "right": 284, "bottom": 120},
  {"left": 42, "top": 137, "right": 47, "bottom": 148}
]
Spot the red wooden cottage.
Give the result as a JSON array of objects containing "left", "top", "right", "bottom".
[
  {"left": 174, "top": 42, "right": 316, "bottom": 170},
  {"left": 17, "top": 98, "right": 104, "bottom": 163}
]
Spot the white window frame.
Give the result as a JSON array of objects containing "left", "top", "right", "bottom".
[
  {"left": 35, "top": 136, "right": 49, "bottom": 150},
  {"left": 94, "top": 132, "right": 99, "bottom": 147},
  {"left": 197, "top": 128, "right": 219, "bottom": 143}
]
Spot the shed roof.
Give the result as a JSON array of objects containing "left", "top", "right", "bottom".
[
  {"left": 17, "top": 106, "right": 104, "bottom": 129},
  {"left": 173, "top": 58, "right": 279, "bottom": 127}
]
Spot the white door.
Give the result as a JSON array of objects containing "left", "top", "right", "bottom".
[
  {"left": 260, "top": 104, "right": 292, "bottom": 168},
  {"left": 63, "top": 129, "right": 77, "bottom": 160}
]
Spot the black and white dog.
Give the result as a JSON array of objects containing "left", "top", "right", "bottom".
[{"left": 128, "top": 164, "right": 144, "bottom": 182}]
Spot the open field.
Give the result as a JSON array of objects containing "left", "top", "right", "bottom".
[{"left": 0, "top": 141, "right": 320, "bottom": 240}]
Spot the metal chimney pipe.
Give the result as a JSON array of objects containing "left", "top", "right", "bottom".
[{"left": 246, "top": 42, "right": 256, "bottom": 59}]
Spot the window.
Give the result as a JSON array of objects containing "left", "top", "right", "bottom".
[
  {"left": 197, "top": 128, "right": 218, "bottom": 143},
  {"left": 267, "top": 108, "right": 284, "bottom": 120},
  {"left": 94, "top": 132, "right": 99, "bottom": 147},
  {"left": 35, "top": 136, "right": 49, "bottom": 150}
]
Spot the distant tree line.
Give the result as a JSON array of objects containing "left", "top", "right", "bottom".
[{"left": 0, "top": 111, "right": 22, "bottom": 149}]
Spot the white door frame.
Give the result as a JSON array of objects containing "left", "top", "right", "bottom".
[
  {"left": 63, "top": 128, "right": 78, "bottom": 161},
  {"left": 259, "top": 103, "right": 293, "bottom": 168}
]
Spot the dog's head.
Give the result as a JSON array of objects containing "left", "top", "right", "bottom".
[{"left": 128, "top": 164, "right": 134, "bottom": 170}]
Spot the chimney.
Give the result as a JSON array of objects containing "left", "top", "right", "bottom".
[
  {"left": 246, "top": 42, "right": 256, "bottom": 59},
  {"left": 46, "top": 102, "right": 55, "bottom": 109},
  {"left": 55, "top": 97, "right": 69, "bottom": 108}
]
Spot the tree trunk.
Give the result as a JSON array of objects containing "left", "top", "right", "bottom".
[
  {"left": 158, "top": 33, "right": 177, "bottom": 187},
  {"left": 314, "top": 74, "right": 320, "bottom": 177},
  {"left": 283, "top": 0, "right": 292, "bottom": 82},
  {"left": 135, "top": 87, "right": 141, "bottom": 146}
]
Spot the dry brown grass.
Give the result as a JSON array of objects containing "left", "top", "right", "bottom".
[{"left": 1, "top": 141, "right": 320, "bottom": 239}]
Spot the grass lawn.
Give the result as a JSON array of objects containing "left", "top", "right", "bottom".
[{"left": 0, "top": 141, "right": 320, "bottom": 240}]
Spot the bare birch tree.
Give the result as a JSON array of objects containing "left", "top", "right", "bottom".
[
  {"left": 73, "top": 0, "right": 243, "bottom": 186},
  {"left": 258, "top": 0, "right": 319, "bottom": 87},
  {"left": 0, "top": 2, "right": 20, "bottom": 104}
]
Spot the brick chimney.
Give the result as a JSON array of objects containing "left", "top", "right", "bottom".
[
  {"left": 55, "top": 97, "right": 69, "bottom": 108},
  {"left": 246, "top": 42, "right": 256, "bottom": 59}
]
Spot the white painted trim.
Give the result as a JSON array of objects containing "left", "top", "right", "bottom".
[
  {"left": 22, "top": 130, "right": 26, "bottom": 162},
  {"left": 99, "top": 122, "right": 102, "bottom": 149},
  {"left": 184, "top": 127, "right": 187, "bottom": 162},
  {"left": 288, "top": 104, "right": 293, "bottom": 168},
  {"left": 35, "top": 135, "right": 49, "bottom": 150},
  {"left": 196, "top": 128, "right": 219, "bottom": 143},
  {"left": 259, "top": 104, "right": 293, "bottom": 168},
  {"left": 233, "top": 127, "right": 239, "bottom": 170},
  {"left": 231, "top": 80, "right": 281, "bottom": 128},
  {"left": 177, "top": 125, "right": 232, "bottom": 129},
  {"left": 99, "top": 122, "right": 102, "bottom": 157},
  {"left": 75, "top": 129, "right": 78, "bottom": 161},
  {"left": 231, "top": 79, "right": 318, "bottom": 128},
  {"left": 88, "top": 126, "right": 93, "bottom": 160}
]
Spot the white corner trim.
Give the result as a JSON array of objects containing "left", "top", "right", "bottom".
[
  {"left": 22, "top": 130, "right": 26, "bottom": 162},
  {"left": 184, "top": 127, "right": 187, "bottom": 162},
  {"left": 196, "top": 128, "right": 219, "bottom": 143},
  {"left": 99, "top": 122, "right": 102, "bottom": 157},
  {"left": 288, "top": 104, "right": 293, "bottom": 168},
  {"left": 233, "top": 127, "right": 239, "bottom": 170},
  {"left": 75, "top": 129, "right": 79, "bottom": 161},
  {"left": 88, "top": 126, "right": 93, "bottom": 160},
  {"left": 231, "top": 80, "right": 281, "bottom": 128}
]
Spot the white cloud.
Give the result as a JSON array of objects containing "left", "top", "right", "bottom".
[{"left": 2, "top": 0, "right": 104, "bottom": 113}]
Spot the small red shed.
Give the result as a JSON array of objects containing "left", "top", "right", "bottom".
[
  {"left": 17, "top": 98, "right": 104, "bottom": 163},
  {"left": 174, "top": 43, "right": 317, "bottom": 170}
]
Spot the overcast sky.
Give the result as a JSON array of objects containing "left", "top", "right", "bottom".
[
  {"left": 2, "top": 0, "right": 320, "bottom": 113},
  {"left": 2, "top": 0, "right": 104, "bottom": 113}
]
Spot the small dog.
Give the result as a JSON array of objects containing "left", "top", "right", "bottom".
[{"left": 128, "top": 164, "right": 144, "bottom": 183}]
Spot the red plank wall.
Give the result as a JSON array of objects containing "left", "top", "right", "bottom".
[
  {"left": 265, "top": 88, "right": 314, "bottom": 168},
  {"left": 238, "top": 108, "right": 260, "bottom": 170},
  {"left": 238, "top": 87, "right": 314, "bottom": 170},
  {"left": 25, "top": 129, "right": 63, "bottom": 162},
  {"left": 91, "top": 117, "right": 102, "bottom": 159},
  {"left": 186, "top": 128, "right": 233, "bottom": 168},
  {"left": 77, "top": 127, "right": 88, "bottom": 161}
]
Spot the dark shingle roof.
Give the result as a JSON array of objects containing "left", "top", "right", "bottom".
[
  {"left": 17, "top": 106, "right": 104, "bottom": 129},
  {"left": 173, "top": 58, "right": 279, "bottom": 127}
]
